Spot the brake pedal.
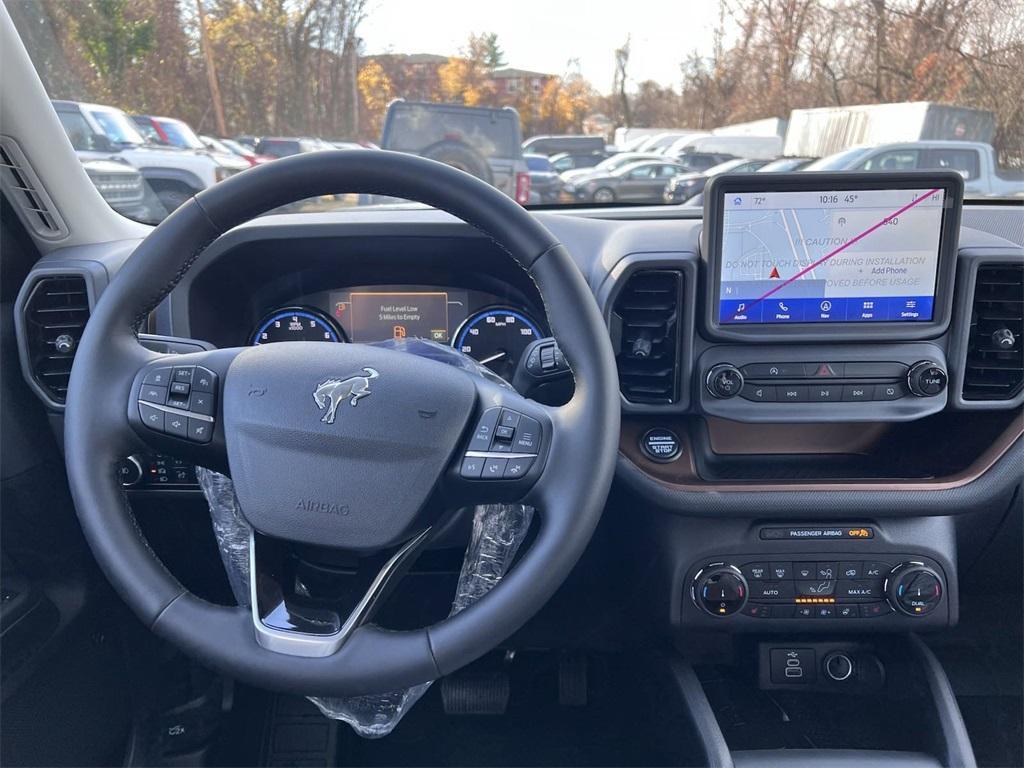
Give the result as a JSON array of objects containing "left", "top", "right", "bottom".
[
  {"left": 558, "top": 652, "right": 588, "bottom": 707},
  {"left": 441, "top": 674, "right": 510, "bottom": 715}
]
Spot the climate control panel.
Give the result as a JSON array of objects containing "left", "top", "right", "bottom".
[{"left": 687, "top": 552, "right": 950, "bottom": 629}]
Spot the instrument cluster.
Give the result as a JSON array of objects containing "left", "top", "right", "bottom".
[{"left": 250, "top": 285, "right": 546, "bottom": 381}]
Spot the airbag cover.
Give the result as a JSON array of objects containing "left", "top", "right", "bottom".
[{"left": 223, "top": 343, "right": 476, "bottom": 550}]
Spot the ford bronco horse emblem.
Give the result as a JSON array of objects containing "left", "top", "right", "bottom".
[{"left": 313, "top": 368, "right": 379, "bottom": 424}]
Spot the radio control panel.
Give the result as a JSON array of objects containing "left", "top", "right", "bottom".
[{"left": 698, "top": 343, "right": 948, "bottom": 422}]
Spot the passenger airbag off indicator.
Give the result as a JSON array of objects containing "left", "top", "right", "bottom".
[{"left": 640, "top": 428, "right": 681, "bottom": 463}]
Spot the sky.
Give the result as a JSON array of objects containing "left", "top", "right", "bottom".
[{"left": 359, "top": 0, "right": 726, "bottom": 93}]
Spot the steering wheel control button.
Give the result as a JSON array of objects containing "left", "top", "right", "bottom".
[
  {"left": 693, "top": 565, "right": 748, "bottom": 616},
  {"left": 706, "top": 364, "right": 744, "bottom": 399},
  {"left": 169, "top": 381, "right": 191, "bottom": 397},
  {"left": 460, "top": 456, "right": 485, "bottom": 479},
  {"left": 165, "top": 412, "right": 189, "bottom": 438},
  {"left": 171, "top": 365, "right": 194, "bottom": 383},
  {"left": 143, "top": 367, "right": 172, "bottom": 386},
  {"left": 138, "top": 403, "right": 165, "bottom": 432},
  {"left": 503, "top": 457, "right": 534, "bottom": 478},
  {"left": 498, "top": 410, "right": 521, "bottom": 429},
  {"left": 192, "top": 367, "right": 217, "bottom": 392},
  {"left": 482, "top": 458, "right": 508, "bottom": 479},
  {"left": 494, "top": 425, "right": 515, "bottom": 441},
  {"left": 907, "top": 361, "right": 948, "bottom": 397},
  {"left": 512, "top": 416, "right": 541, "bottom": 453},
  {"left": 140, "top": 384, "right": 168, "bottom": 404},
  {"left": 769, "top": 648, "right": 816, "bottom": 684},
  {"left": 190, "top": 392, "right": 216, "bottom": 416},
  {"left": 469, "top": 407, "right": 500, "bottom": 452},
  {"left": 187, "top": 418, "right": 213, "bottom": 443},
  {"left": 639, "top": 428, "right": 681, "bottom": 462}
]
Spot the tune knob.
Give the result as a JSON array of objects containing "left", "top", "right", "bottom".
[
  {"left": 706, "top": 364, "right": 744, "bottom": 399},
  {"left": 693, "top": 564, "right": 748, "bottom": 616},
  {"left": 886, "top": 562, "right": 943, "bottom": 616},
  {"left": 907, "top": 361, "right": 947, "bottom": 397}
]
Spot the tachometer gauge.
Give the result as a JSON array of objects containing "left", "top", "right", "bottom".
[
  {"left": 453, "top": 307, "right": 542, "bottom": 380},
  {"left": 251, "top": 307, "right": 344, "bottom": 345}
]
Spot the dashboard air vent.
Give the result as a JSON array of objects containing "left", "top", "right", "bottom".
[
  {"left": 23, "top": 275, "right": 91, "bottom": 404},
  {"left": 963, "top": 263, "right": 1023, "bottom": 400},
  {"left": 612, "top": 270, "right": 682, "bottom": 404},
  {"left": 0, "top": 138, "right": 67, "bottom": 239}
]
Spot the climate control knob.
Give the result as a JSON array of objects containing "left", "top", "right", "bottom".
[
  {"left": 886, "top": 563, "right": 943, "bottom": 616},
  {"left": 693, "top": 564, "right": 748, "bottom": 616},
  {"left": 706, "top": 364, "right": 744, "bottom": 399},
  {"left": 907, "top": 361, "right": 947, "bottom": 397}
]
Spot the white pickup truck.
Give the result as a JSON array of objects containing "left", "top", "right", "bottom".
[
  {"left": 806, "top": 141, "right": 1024, "bottom": 198},
  {"left": 52, "top": 100, "right": 242, "bottom": 212}
]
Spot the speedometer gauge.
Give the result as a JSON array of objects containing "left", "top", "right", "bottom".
[
  {"left": 251, "top": 307, "right": 343, "bottom": 345},
  {"left": 453, "top": 307, "right": 542, "bottom": 380}
]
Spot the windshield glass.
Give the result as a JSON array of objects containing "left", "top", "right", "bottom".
[
  {"left": 9, "top": 0, "right": 1023, "bottom": 224},
  {"left": 89, "top": 109, "right": 146, "bottom": 146}
]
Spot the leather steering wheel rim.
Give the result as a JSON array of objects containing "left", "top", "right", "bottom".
[{"left": 63, "top": 150, "right": 620, "bottom": 697}]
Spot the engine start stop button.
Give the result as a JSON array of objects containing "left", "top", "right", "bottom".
[{"left": 640, "top": 428, "right": 681, "bottom": 463}]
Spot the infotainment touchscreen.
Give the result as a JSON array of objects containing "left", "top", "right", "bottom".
[{"left": 716, "top": 186, "right": 946, "bottom": 325}]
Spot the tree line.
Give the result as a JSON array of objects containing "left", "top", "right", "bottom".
[{"left": 8, "top": 0, "right": 1023, "bottom": 163}]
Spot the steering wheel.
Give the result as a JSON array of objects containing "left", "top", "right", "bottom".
[{"left": 63, "top": 151, "right": 620, "bottom": 697}]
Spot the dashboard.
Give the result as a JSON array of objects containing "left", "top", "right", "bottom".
[{"left": 11, "top": 174, "right": 1024, "bottom": 640}]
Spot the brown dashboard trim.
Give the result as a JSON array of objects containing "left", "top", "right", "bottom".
[{"left": 620, "top": 410, "right": 1024, "bottom": 493}]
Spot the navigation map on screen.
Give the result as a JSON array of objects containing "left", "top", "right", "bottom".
[{"left": 718, "top": 187, "right": 945, "bottom": 324}]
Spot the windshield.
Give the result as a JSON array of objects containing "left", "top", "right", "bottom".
[
  {"left": 9, "top": 0, "right": 1023, "bottom": 224},
  {"left": 89, "top": 109, "right": 146, "bottom": 146}
]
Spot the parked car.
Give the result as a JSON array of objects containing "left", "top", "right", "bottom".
[
  {"left": 563, "top": 159, "right": 690, "bottom": 204},
  {"left": 51, "top": 100, "right": 238, "bottom": 211},
  {"left": 756, "top": 156, "right": 816, "bottom": 172},
  {"left": 803, "top": 141, "right": 1024, "bottom": 197},
  {"left": 254, "top": 137, "right": 334, "bottom": 158},
  {"left": 672, "top": 151, "right": 737, "bottom": 172},
  {"left": 380, "top": 100, "right": 530, "bottom": 205},
  {"left": 524, "top": 153, "right": 563, "bottom": 204},
  {"left": 663, "top": 157, "right": 771, "bottom": 203},
  {"left": 559, "top": 152, "right": 664, "bottom": 185},
  {"left": 80, "top": 159, "right": 162, "bottom": 223},
  {"left": 521, "top": 134, "right": 606, "bottom": 157},
  {"left": 132, "top": 115, "right": 250, "bottom": 175},
  {"left": 201, "top": 136, "right": 273, "bottom": 166},
  {"left": 548, "top": 150, "right": 610, "bottom": 174}
]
